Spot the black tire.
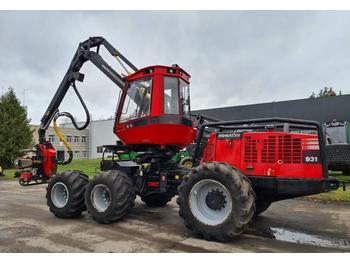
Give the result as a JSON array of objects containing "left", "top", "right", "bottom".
[
  {"left": 46, "top": 170, "right": 88, "bottom": 218},
  {"left": 179, "top": 157, "right": 193, "bottom": 168},
  {"left": 85, "top": 170, "right": 136, "bottom": 224},
  {"left": 254, "top": 200, "right": 272, "bottom": 216},
  {"left": 177, "top": 162, "right": 256, "bottom": 242},
  {"left": 141, "top": 193, "right": 174, "bottom": 207}
]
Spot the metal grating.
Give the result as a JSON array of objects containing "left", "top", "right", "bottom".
[
  {"left": 244, "top": 136, "right": 258, "bottom": 163},
  {"left": 260, "top": 135, "right": 302, "bottom": 164},
  {"left": 262, "top": 136, "right": 276, "bottom": 163},
  {"left": 281, "top": 135, "right": 291, "bottom": 163}
]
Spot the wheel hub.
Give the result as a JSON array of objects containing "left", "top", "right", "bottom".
[
  {"left": 189, "top": 179, "right": 232, "bottom": 226},
  {"left": 91, "top": 184, "right": 112, "bottom": 212},
  {"left": 205, "top": 189, "right": 227, "bottom": 211},
  {"left": 51, "top": 182, "right": 69, "bottom": 208}
]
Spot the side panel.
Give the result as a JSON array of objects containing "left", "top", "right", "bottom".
[
  {"left": 204, "top": 131, "right": 323, "bottom": 179},
  {"left": 240, "top": 132, "right": 323, "bottom": 179},
  {"left": 116, "top": 119, "right": 197, "bottom": 146}
]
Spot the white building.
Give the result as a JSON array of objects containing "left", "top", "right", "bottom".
[{"left": 60, "top": 119, "right": 118, "bottom": 159}]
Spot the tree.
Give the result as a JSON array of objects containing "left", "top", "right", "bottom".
[
  {"left": 309, "top": 87, "right": 342, "bottom": 98},
  {"left": 0, "top": 88, "right": 33, "bottom": 168}
]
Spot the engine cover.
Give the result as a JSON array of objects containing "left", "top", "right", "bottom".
[{"left": 202, "top": 131, "right": 323, "bottom": 179}]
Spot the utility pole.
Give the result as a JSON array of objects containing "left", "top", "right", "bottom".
[
  {"left": 23, "top": 88, "right": 28, "bottom": 106},
  {"left": 22, "top": 88, "right": 28, "bottom": 113}
]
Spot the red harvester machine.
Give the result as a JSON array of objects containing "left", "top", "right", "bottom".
[{"left": 16, "top": 37, "right": 343, "bottom": 241}]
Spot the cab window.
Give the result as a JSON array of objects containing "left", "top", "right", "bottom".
[
  {"left": 120, "top": 78, "right": 152, "bottom": 122},
  {"left": 164, "top": 76, "right": 179, "bottom": 114}
]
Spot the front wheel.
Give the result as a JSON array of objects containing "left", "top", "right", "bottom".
[
  {"left": 177, "top": 162, "right": 256, "bottom": 242},
  {"left": 46, "top": 170, "right": 88, "bottom": 218},
  {"left": 85, "top": 170, "right": 136, "bottom": 224}
]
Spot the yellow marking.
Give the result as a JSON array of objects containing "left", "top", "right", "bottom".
[{"left": 175, "top": 175, "right": 180, "bottom": 180}]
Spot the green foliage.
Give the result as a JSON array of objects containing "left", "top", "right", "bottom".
[
  {"left": 0, "top": 88, "right": 33, "bottom": 168},
  {"left": 310, "top": 86, "right": 342, "bottom": 98}
]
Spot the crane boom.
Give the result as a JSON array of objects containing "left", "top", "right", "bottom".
[{"left": 39, "top": 37, "right": 138, "bottom": 142}]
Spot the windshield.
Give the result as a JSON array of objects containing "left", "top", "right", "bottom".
[
  {"left": 120, "top": 78, "right": 152, "bottom": 123},
  {"left": 326, "top": 126, "right": 347, "bottom": 143}
]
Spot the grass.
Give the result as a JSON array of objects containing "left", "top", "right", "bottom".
[
  {"left": 1, "top": 159, "right": 349, "bottom": 203},
  {"left": 57, "top": 158, "right": 101, "bottom": 178},
  {"left": 304, "top": 172, "right": 350, "bottom": 203},
  {"left": 0, "top": 158, "right": 101, "bottom": 181},
  {"left": 0, "top": 168, "right": 16, "bottom": 180}
]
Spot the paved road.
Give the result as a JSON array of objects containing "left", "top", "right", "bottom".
[{"left": 0, "top": 180, "right": 349, "bottom": 252}]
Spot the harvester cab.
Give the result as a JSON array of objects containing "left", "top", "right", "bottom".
[{"left": 115, "top": 65, "right": 196, "bottom": 147}]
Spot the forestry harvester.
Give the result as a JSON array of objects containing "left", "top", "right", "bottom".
[{"left": 15, "top": 37, "right": 344, "bottom": 241}]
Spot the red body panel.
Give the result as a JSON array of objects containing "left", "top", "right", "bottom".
[
  {"left": 19, "top": 172, "right": 33, "bottom": 182},
  {"left": 38, "top": 143, "right": 57, "bottom": 177},
  {"left": 115, "top": 65, "right": 197, "bottom": 147},
  {"left": 202, "top": 131, "right": 323, "bottom": 179},
  {"left": 116, "top": 122, "right": 197, "bottom": 147}
]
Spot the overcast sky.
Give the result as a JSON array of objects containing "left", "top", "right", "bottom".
[{"left": 1, "top": 11, "right": 350, "bottom": 124}]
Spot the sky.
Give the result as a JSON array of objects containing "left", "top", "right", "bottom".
[{"left": 1, "top": 11, "right": 350, "bottom": 125}]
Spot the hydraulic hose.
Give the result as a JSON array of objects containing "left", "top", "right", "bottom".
[
  {"left": 53, "top": 81, "right": 90, "bottom": 165},
  {"left": 53, "top": 119, "right": 73, "bottom": 165}
]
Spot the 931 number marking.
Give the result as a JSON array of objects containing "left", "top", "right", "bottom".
[
  {"left": 302, "top": 150, "right": 320, "bottom": 164},
  {"left": 304, "top": 156, "right": 318, "bottom": 163}
]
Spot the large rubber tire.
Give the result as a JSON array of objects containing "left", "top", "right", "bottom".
[
  {"left": 85, "top": 170, "right": 136, "bottom": 224},
  {"left": 179, "top": 157, "right": 194, "bottom": 169},
  {"left": 177, "top": 162, "right": 256, "bottom": 242},
  {"left": 46, "top": 170, "right": 88, "bottom": 218},
  {"left": 141, "top": 193, "right": 174, "bottom": 207},
  {"left": 254, "top": 200, "right": 272, "bottom": 216}
]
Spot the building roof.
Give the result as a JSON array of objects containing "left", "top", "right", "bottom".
[{"left": 193, "top": 94, "right": 350, "bottom": 124}]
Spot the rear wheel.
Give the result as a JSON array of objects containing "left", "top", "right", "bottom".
[
  {"left": 46, "top": 170, "right": 88, "bottom": 218},
  {"left": 85, "top": 170, "right": 136, "bottom": 224},
  {"left": 177, "top": 162, "right": 256, "bottom": 242},
  {"left": 141, "top": 193, "right": 174, "bottom": 207}
]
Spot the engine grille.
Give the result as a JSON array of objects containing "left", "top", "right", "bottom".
[
  {"left": 244, "top": 134, "right": 302, "bottom": 164},
  {"left": 244, "top": 136, "right": 258, "bottom": 163}
]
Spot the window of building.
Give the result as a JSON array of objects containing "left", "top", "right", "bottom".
[
  {"left": 48, "top": 135, "right": 55, "bottom": 143},
  {"left": 66, "top": 136, "right": 72, "bottom": 143},
  {"left": 81, "top": 136, "right": 87, "bottom": 143},
  {"left": 82, "top": 151, "right": 88, "bottom": 158},
  {"left": 74, "top": 136, "right": 79, "bottom": 143},
  {"left": 74, "top": 151, "right": 79, "bottom": 158},
  {"left": 97, "top": 146, "right": 103, "bottom": 153}
]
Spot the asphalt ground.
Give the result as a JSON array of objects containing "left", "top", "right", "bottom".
[{"left": 0, "top": 180, "right": 349, "bottom": 253}]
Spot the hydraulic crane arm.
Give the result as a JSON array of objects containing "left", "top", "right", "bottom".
[{"left": 39, "top": 37, "right": 138, "bottom": 143}]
